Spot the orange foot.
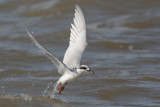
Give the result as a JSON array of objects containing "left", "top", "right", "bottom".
[{"left": 58, "top": 83, "right": 67, "bottom": 95}]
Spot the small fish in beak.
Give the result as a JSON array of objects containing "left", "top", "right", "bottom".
[{"left": 87, "top": 69, "right": 95, "bottom": 75}]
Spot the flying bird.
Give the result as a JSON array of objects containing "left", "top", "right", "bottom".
[{"left": 26, "top": 5, "right": 94, "bottom": 98}]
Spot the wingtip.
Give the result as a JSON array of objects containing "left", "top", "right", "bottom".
[
  {"left": 25, "top": 29, "right": 29, "bottom": 34},
  {"left": 25, "top": 29, "right": 35, "bottom": 40},
  {"left": 74, "top": 4, "right": 85, "bottom": 20},
  {"left": 26, "top": 29, "right": 31, "bottom": 37},
  {"left": 75, "top": 4, "right": 81, "bottom": 11},
  {"left": 25, "top": 29, "right": 32, "bottom": 36},
  {"left": 75, "top": 4, "right": 79, "bottom": 8}
]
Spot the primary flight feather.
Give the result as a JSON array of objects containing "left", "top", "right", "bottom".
[{"left": 63, "top": 5, "right": 87, "bottom": 69}]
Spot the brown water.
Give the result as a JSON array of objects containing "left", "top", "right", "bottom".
[{"left": 0, "top": 0, "right": 160, "bottom": 106}]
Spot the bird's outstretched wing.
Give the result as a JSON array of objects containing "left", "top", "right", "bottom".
[
  {"left": 26, "top": 30, "right": 68, "bottom": 75},
  {"left": 63, "top": 5, "right": 87, "bottom": 69}
]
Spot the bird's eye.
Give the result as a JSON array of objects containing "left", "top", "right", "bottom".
[{"left": 80, "top": 67, "right": 87, "bottom": 69}]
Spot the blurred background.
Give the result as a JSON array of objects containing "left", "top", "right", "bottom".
[{"left": 0, "top": 0, "right": 160, "bottom": 106}]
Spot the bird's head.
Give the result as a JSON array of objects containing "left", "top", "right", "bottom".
[{"left": 77, "top": 65, "right": 95, "bottom": 74}]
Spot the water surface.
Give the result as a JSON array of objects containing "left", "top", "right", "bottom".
[{"left": 0, "top": 0, "right": 160, "bottom": 106}]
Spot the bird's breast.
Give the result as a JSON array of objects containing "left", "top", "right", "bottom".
[{"left": 60, "top": 72, "right": 81, "bottom": 84}]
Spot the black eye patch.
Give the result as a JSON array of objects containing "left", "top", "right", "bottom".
[{"left": 80, "top": 67, "right": 87, "bottom": 69}]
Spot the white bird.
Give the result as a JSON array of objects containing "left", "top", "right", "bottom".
[{"left": 26, "top": 5, "right": 94, "bottom": 98}]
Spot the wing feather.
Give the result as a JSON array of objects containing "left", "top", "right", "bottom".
[
  {"left": 63, "top": 5, "right": 87, "bottom": 69},
  {"left": 26, "top": 30, "right": 68, "bottom": 75}
]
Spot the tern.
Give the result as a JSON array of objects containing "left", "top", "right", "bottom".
[{"left": 26, "top": 5, "right": 94, "bottom": 98}]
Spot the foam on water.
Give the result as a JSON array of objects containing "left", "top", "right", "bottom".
[{"left": 0, "top": 93, "right": 32, "bottom": 101}]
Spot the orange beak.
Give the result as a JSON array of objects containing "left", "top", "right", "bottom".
[{"left": 87, "top": 69, "right": 95, "bottom": 75}]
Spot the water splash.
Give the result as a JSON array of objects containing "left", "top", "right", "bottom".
[
  {"left": 19, "top": 93, "right": 32, "bottom": 101},
  {"left": 43, "top": 82, "right": 53, "bottom": 96},
  {"left": 0, "top": 93, "right": 32, "bottom": 101},
  {"left": 42, "top": 81, "right": 60, "bottom": 99},
  {"left": 49, "top": 89, "right": 57, "bottom": 99},
  {"left": 49, "top": 81, "right": 60, "bottom": 99}
]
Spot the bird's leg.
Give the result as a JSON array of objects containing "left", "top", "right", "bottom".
[
  {"left": 61, "top": 82, "right": 67, "bottom": 91},
  {"left": 58, "top": 83, "right": 67, "bottom": 95},
  {"left": 58, "top": 83, "right": 63, "bottom": 95}
]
